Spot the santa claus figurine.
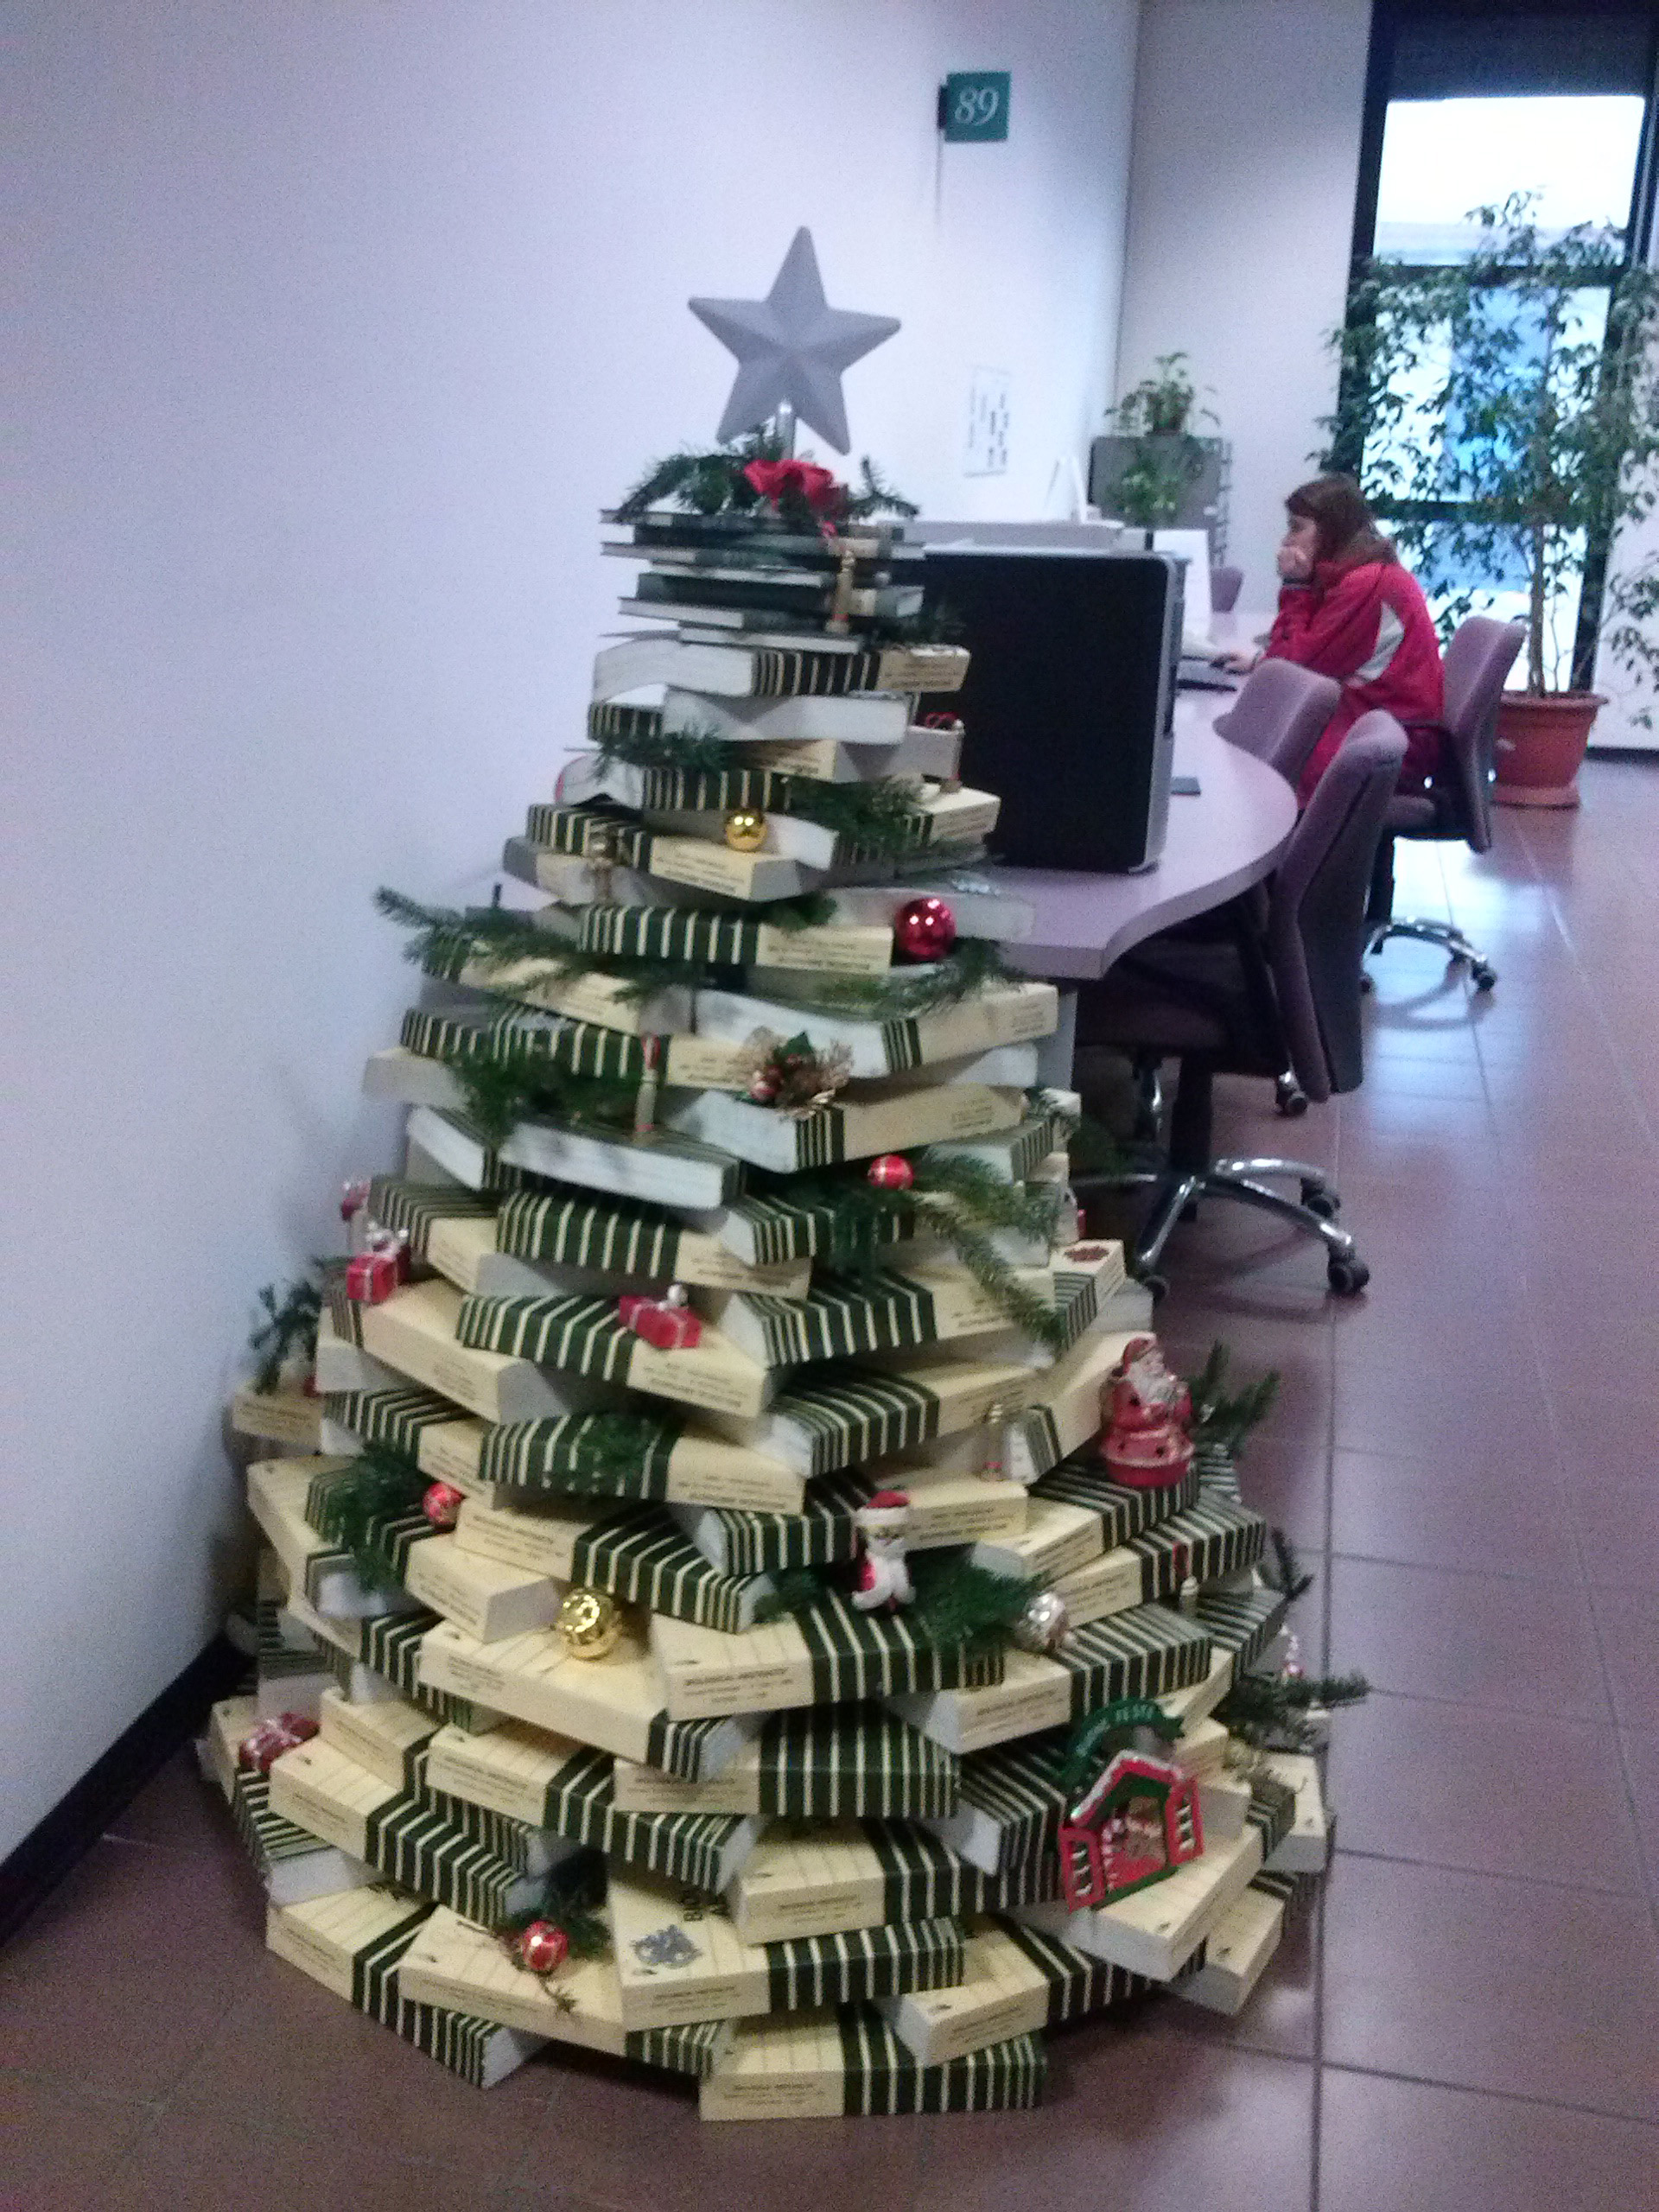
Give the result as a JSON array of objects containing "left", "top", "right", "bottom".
[
  {"left": 1098, "top": 1336, "right": 1195, "bottom": 1488},
  {"left": 851, "top": 1491, "right": 913, "bottom": 1612}
]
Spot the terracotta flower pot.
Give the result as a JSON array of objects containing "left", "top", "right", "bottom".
[{"left": 1493, "top": 691, "right": 1605, "bottom": 809}]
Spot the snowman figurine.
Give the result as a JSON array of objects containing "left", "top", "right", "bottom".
[{"left": 851, "top": 1491, "right": 913, "bottom": 1613}]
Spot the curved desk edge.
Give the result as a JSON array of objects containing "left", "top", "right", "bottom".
[{"left": 986, "top": 725, "right": 1298, "bottom": 982}]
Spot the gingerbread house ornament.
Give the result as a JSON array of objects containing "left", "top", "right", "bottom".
[{"left": 1057, "top": 1747, "right": 1204, "bottom": 1911}]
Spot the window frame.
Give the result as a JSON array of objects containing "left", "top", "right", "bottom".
[{"left": 1342, "top": 0, "right": 1659, "bottom": 687}]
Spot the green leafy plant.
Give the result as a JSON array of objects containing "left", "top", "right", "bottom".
[
  {"left": 1324, "top": 193, "right": 1659, "bottom": 705},
  {"left": 1103, "top": 352, "right": 1218, "bottom": 528},
  {"left": 248, "top": 1275, "right": 323, "bottom": 1393}
]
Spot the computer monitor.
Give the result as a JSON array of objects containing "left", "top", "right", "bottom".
[{"left": 920, "top": 546, "right": 1183, "bottom": 873}]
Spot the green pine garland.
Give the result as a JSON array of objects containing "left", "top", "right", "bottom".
[
  {"left": 313, "top": 1443, "right": 429, "bottom": 1592},
  {"left": 589, "top": 718, "right": 950, "bottom": 864},
  {"left": 375, "top": 888, "right": 715, "bottom": 1003},
  {"left": 1185, "top": 1343, "right": 1281, "bottom": 1453},
  {"left": 249, "top": 1275, "right": 323, "bottom": 1393},
  {"left": 432, "top": 1039, "right": 642, "bottom": 1147},
  {"left": 751, "top": 1153, "right": 1068, "bottom": 1351},
  {"left": 613, "top": 434, "right": 919, "bottom": 530},
  {"left": 767, "top": 936, "right": 1020, "bottom": 1017},
  {"left": 1216, "top": 1670, "right": 1370, "bottom": 1753},
  {"left": 497, "top": 1850, "right": 611, "bottom": 1955},
  {"left": 753, "top": 1554, "right": 1039, "bottom": 1653}
]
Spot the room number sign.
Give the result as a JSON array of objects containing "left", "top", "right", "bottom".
[{"left": 940, "top": 72, "right": 1010, "bottom": 143}]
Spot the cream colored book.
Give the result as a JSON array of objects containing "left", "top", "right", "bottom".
[
  {"left": 966, "top": 1497, "right": 1104, "bottom": 1583},
  {"left": 427, "top": 1213, "right": 810, "bottom": 1302},
  {"left": 424, "top": 1717, "right": 589, "bottom": 1827},
  {"left": 403, "top": 1534, "right": 564, "bottom": 1646},
  {"left": 355, "top": 1279, "right": 607, "bottom": 1427},
  {"left": 667, "top": 1080, "right": 1027, "bottom": 1176},
  {"left": 1005, "top": 1324, "right": 1136, "bottom": 1484},
  {"left": 267, "top": 1737, "right": 399, "bottom": 1859},
  {"left": 265, "top": 1884, "right": 429, "bottom": 2006},
  {"left": 396, "top": 1904, "right": 637, "bottom": 2053},
  {"left": 1172, "top": 1885, "right": 1285, "bottom": 2016},
  {"left": 450, "top": 1494, "right": 609, "bottom": 1585},
  {"left": 404, "top": 1103, "right": 740, "bottom": 1212},
  {"left": 313, "top": 1310, "right": 409, "bottom": 1397},
  {"left": 316, "top": 1688, "right": 436, "bottom": 1789},
  {"left": 723, "top": 1823, "right": 976, "bottom": 1947},
  {"left": 1259, "top": 1751, "right": 1331, "bottom": 1874},
  {"left": 694, "top": 980, "right": 1058, "bottom": 1081},
  {"left": 1016, "top": 1827, "right": 1264, "bottom": 1982},
  {"left": 417, "top": 1617, "right": 759, "bottom": 1772},
  {"left": 357, "top": 1400, "right": 803, "bottom": 1516},
  {"left": 455, "top": 955, "right": 692, "bottom": 1038},
  {"left": 1046, "top": 1545, "right": 1146, "bottom": 1630},
  {"left": 890, "top": 1647, "right": 1073, "bottom": 1758},
  {"left": 880, "top": 1925, "right": 1052, "bottom": 2067},
  {"left": 231, "top": 1387, "right": 323, "bottom": 1451},
  {"left": 708, "top": 1350, "right": 1040, "bottom": 1480}
]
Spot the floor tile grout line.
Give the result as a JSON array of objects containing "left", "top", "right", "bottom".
[
  {"left": 1329, "top": 1840, "right": 1649, "bottom": 1899},
  {"left": 1317, "top": 2054, "right": 1659, "bottom": 2133}
]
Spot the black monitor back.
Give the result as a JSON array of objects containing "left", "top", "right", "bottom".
[{"left": 921, "top": 548, "right": 1181, "bottom": 872}]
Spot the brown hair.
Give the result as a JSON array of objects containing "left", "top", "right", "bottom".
[{"left": 1286, "top": 474, "right": 1396, "bottom": 569}]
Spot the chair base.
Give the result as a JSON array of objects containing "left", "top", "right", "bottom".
[
  {"left": 1368, "top": 917, "right": 1497, "bottom": 991},
  {"left": 1078, "top": 1158, "right": 1370, "bottom": 1299}
]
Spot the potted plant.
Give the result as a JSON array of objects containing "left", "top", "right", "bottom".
[
  {"left": 1096, "top": 353, "right": 1223, "bottom": 531},
  {"left": 1325, "top": 194, "right": 1659, "bottom": 805}
]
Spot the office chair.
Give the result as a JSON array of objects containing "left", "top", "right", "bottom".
[
  {"left": 1365, "top": 614, "right": 1525, "bottom": 992},
  {"left": 1073, "top": 712, "right": 1408, "bottom": 1297},
  {"left": 1211, "top": 658, "right": 1340, "bottom": 1116},
  {"left": 1214, "top": 657, "right": 1340, "bottom": 786},
  {"left": 1210, "top": 565, "right": 1243, "bottom": 613}
]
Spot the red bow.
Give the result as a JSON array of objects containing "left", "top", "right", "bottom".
[{"left": 744, "top": 458, "right": 844, "bottom": 517}]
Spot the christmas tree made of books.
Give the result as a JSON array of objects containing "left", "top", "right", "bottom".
[{"left": 213, "top": 257, "right": 1352, "bottom": 2116}]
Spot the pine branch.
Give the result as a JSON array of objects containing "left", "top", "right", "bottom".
[
  {"left": 312, "top": 1444, "right": 428, "bottom": 1592},
  {"left": 376, "top": 887, "right": 713, "bottom": 1003},
  {"left": 773, "top": 937, "right": 1020, "bottom": 1018},
  {"left": 1185, "top": 1341, "right": 1281, "bottom": 1453},
  {"left": 908, "top": 1556, "right": 1039, "bottom": 1652},
  {"left": 844, "top": 456, "right": 921, "bottom": 520},
  {"left": 1262, "top": 1526, "right": 1314, "bottom": 1602},
  {"left": 752, "top": 1568, "right": 830, "bottom": 1624},
  {"left": 497, "top": 1850, "right": 612, "bottom": 1954},
  {"left": 249, "top": 1276, "right": 323, "bottom": 1393},
  {"left": 1217, "top": 1670, "right": 1370, "bottom": 1751},
  {"left": 433, "top": 1046, "right": 641, "bottom": 1147}
]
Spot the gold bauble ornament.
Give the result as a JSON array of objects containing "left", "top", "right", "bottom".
[
  {"left": 556, "top": 1586, "right": 620, "bottom": 1660},
  {"left": 723, "top": 808, "right": 767, "bottom": 853}
]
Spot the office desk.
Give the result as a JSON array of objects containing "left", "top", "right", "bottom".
[{"left": 987, "top": 707, "right": 1296, "bottom": 982}]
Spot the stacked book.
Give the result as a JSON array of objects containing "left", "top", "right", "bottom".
[{"left": 211, "top": 485, "right": 1335, "bottom": 2117}]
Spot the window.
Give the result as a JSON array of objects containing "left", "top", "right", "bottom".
[{"left": 1345, "top": 2, "right": 1659, "bottom": 681}]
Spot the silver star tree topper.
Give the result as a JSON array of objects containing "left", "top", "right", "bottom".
[{"left": 689, "top": 228, "right": 900, "bottom": 454}]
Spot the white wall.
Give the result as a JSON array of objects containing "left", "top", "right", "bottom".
[
  {"left": 1116, "top": 0, "right": 1373, "bottom": 607},
  {"left": 2, "top": 0, "right": 1140, "bottom": 1856}
]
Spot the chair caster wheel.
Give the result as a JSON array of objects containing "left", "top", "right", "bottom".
[
  {"left": 1472, "top": 964, "right": 1497, "bottom": 992},
  {"left": 1302, "top": 1186, "right": 1338, "bottom": 1220},
  {"left": 1135, "top": 1271, "right": 1169, "bottom": 1303},
  {"left": 1327, "top": 1257, "right": 1370, "bottom": 1295},
  {"left": 1275, "top": 1075, "right": 1309, "bottom": 1117},
  {"left": 1359, "top": 970, "right": 1375, "bottom": 994}
]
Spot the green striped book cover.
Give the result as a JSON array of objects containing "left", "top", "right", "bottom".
[
  {"left": 676, "top": 1475, "right": 867, "bottom": 1576},
  {"left": 1192, "top": 1586, "right": 1289, "bottom": 1681},
  {"left": 1032, "top": 1456, "right": 1202, "bottom": 1546},
  {"left": 367, "top": 1173, "right": 498, "bottom": 1255},
  {"left": 1127, "top": 1497, "right": 1268, "bottom": 1600}
]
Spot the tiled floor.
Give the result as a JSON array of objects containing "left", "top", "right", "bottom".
[{"left": 3, "top": 760, "right": 1658, "bottom": 2209}]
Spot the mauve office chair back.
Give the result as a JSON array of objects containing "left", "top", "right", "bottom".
[
  {"left": 1215, "top": 657, "right": 1342, "bottom": 788},
  {"left": 1367, "top": 613, "right": 1525, "bottom": 992},
  {"left": 1074, "top": 711, "right": 1407, "bottom": 1296}
]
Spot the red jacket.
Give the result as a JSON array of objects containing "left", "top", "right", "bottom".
[{"left": 1264, "top": 556, "right": 1445, "bottom": 800}]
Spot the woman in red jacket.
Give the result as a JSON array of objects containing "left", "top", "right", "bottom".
[{"left": 1230, "top": 474, "right": 1445, "bottom": 801}]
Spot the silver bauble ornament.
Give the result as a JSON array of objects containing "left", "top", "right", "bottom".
[{"left": 1012, "top": 1589, "right": 1070, "bottom": 1656}]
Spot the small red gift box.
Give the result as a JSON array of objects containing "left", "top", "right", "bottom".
[
  {"left": 617, "top": 1291, "right": 702, "bottom": 1351},
  {"left": 346, "top": 1246, "right": 400, "bottom": 1305},
  {"left": 238, "top": 1713, "right": 318, "bottom": 1776}
]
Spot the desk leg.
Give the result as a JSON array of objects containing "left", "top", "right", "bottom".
[{"left": 1034, "top": 986, "right": 1077, "bottom": 1089}]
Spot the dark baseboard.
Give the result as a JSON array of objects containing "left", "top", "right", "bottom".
[{"left": 0, "top": 1635, "right": 247, "bottom": 1948}]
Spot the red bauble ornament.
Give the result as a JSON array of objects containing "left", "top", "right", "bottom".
[
  {"left": 893, "top": 896, "right": 957, "bottom": 962},
  {"left": 868, "top": 1154, "right": 914, "bottom": 1192},
  {"left": 238, "top": 1712, "right": 318, "bottom": 1775},
  {"left": 423, "top": 1482, "right": 464, "bottom": 1530},
  {"left": 517, "top": 1921, "right": 569, "bottom": 1976}
]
